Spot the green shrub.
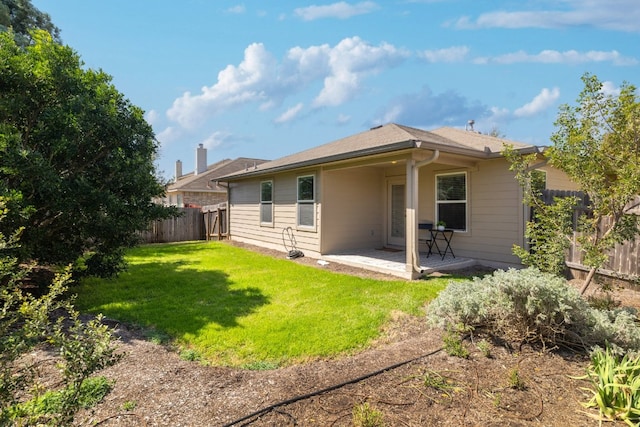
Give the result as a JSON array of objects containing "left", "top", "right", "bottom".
[
  {"left": 9, "top": 376, "right": 113, "bottom": 422},
  {"left": 122, "top": 400, "right": 137, "bottom": 411},
  {"left": 578, "top": 346, "right": 640, "bottom": 425},
  {"left": 442, "top": 329, "right": 469, "bottom": 358},
  {"left": 179, "top": 348, "right": 202, "bottom": 362},
  {"left": 507, "top": 368, "right": 526, "bottom": 390},
  {"left": 352, "top": 402, "right": 385, "bottom": 427},
  {"left": 0, "top": 206, "right": 122, "bottom": 426},
  {"left": 426, "top": 268, "right": 640, "bottom": 352},
  {"left": 476, "top": 339, "right": 492, "bottom": 358}
]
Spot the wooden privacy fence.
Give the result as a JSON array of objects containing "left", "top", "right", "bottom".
[
  {"left": 542, "top": 190, "right": 640, "bottom": 279},
  {"left": 203, "top": 203, "right": 228, "bottom": 240},
  {"left": 139, "top": 207, "right": 205, "bottom": 243}
]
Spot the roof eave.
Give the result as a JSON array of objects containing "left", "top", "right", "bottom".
[
  {"left": 220, "top": 139, "right": 540, "bottom": 181},
  {"left": 221, "top": 140, "right": 419, "bottom": 181}
]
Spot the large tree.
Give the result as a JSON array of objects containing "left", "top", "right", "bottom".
[
  {"left": 548, "top": 73, "right": 640, "bottom": 293},
  {"left": 0, "top": 0, "right": 60, "bottom": 46},
  {"left": 0, "top": 30, "right": 173, "bottom": 277},
  {"left": 510, "top": 73, "right": 640, "bottom": 293}
]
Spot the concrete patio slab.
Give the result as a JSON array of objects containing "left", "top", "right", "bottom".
[{"left": 323, "top": 248, "right": 477, "bottom": 279}]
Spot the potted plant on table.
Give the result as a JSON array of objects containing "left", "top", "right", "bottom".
[{"left": 436, "top": 221, "right": 446, "bottom": 231}]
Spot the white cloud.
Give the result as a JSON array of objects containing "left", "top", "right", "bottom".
[
  {"left": 419, "top": 46, "right": 469, "bottom": 63},
  {"left": 482, "top": 49, "right": 637, "bottom": 66},
  {"left": 226, "top": 4, "right": 246, "bottom": 14},
  {"left": 166, "top": 43, "right": 277, "bottom": 129},
  {"left": 166, "top": 37, "right": 408, "bottom": 129},
  {"left": 274, "top": 103, "right": 304, "bottom": 124},
  {"left": 313, "top": 37, "right": 409, "bottom": 107},
  {"left": 294, "top": 1, "right": 379, "bottom": 21},
  {"left": 336, "top": 113, "right": 351, "bottom": 125},
  {"left": 200, "top": 131, "right": 233, "bottom": 149},
  {"left": 600, "top": 81, "right": 621, "bottom": 97},
  {"left": 514, "top": 87, "right": 560, "bottom": 118},
  {"left": 488, "top": 107, "right": 510, "bottom": 122},
  {"left": 155, "top": 126, "right": 183, "bottom": 146},
  {"left": 453, "top": 0, "right": 640, "bottom": 32},
  {"left": 144, "top": 109, "right": 159, "bottom": 126}
]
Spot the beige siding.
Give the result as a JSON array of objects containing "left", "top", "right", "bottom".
[
  {"left": 228, "top": 155, "right": 571, "bottom": 267},
  {"left": 228, "top": 169, "right": 322, "bottom": 256},
  {"left": 540, "top": 165, "right": 580, "bottom": 191},
  {"left": 321, "top": 167, "right": 385, "bottom": 253},
  {"left": 418, "top": 159, "right": 523, "bottom": 265}
]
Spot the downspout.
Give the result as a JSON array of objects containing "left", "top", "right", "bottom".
[{"left": 408, "top": 150, "right": 440, "bottom": 275}]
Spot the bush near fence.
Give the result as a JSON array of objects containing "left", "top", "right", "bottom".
[{"left": 542, "top": 190, "right": 640, "bottom": 282}]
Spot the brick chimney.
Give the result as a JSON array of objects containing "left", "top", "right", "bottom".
[{"left": 195, "top": 144, "right": 207, "bottom": 175}]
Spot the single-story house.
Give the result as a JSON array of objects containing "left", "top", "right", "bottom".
[
  {"left": 219, "top": 123, "right": 578, "bottom": 279},
  {"left": 160, "top": 143, "right": 268, "bottom": 208}
]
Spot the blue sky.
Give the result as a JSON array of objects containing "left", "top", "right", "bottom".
[{"left": 33, "top": 1, "right": 639, "bottom": 180}]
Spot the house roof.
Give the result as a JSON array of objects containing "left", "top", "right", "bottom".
[
  {"left": 221, "top": 123, "right": 539, "bottom": 180},
  {"left": 168, "top": 157, "right": 269, "bottom": 192}
]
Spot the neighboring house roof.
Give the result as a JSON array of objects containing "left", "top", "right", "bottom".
[
  {"left": 221, "top": 123, "right": 539, "bottom": 180},
  {"left": 168, "top": 157, "right": 269, "bottom": 192}
]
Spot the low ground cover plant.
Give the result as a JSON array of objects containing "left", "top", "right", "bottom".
[
  {"left": 426, "top": 267, "right": 640, "bottom": 352},
  {"left": 426, "top": 267, "right": 640, "bottom": 424}
]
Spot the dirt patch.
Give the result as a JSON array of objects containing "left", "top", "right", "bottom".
[{"left": 69, "top": 242, "right": 636, "bottom": 426}]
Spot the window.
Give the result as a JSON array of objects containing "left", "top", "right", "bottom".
[
  {"left": 297, "top": 175, "right": 315, "bottom": 228},
  {"left": 436, "top": 172, "right": 467, "bottom": 231},
  {"left": 260, "top": 180, "right": 273, "bottom": 224}
]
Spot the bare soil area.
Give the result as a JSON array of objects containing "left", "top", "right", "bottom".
[{"left": 67, "top": 243, "right": 638, "bottom": 426}]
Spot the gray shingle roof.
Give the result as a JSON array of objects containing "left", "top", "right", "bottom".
[{"left": 222, "top": 123, "right": 538, "bottom": 180}]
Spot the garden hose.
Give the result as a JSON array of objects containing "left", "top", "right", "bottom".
[{"left": 221, "top": 347, "right": 444, "bottom": 427}]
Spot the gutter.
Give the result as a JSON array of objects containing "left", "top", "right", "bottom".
[{"left": 219, "top": 138, "right": 534, "bottom": 182}]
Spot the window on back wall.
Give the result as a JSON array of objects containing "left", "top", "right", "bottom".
[
  {"left": 260, "top": 180, "right": 273, "bottom": 225},
  {"left": 297, "top": 175, "right": 315, "bottom": 228},
  {"left": 436, "top": 172, "right": 467, "bottom": 231}
]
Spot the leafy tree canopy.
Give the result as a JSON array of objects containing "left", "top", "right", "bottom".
[
  {"left": 548, "top": 73, "right": 640, "bottom": 291},
  {"left": 0, "top": 0, "right": 60, "bottom": 46},
  {"left": 0, "top": 31, "right": 174, "bottom": 277},
  {"left": 508, "top": 73, "right": 640, "bottom": 292}
]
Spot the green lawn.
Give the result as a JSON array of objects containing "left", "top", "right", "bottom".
[{"left": 74, "top": 241, "right": 451, "bottom": 368}]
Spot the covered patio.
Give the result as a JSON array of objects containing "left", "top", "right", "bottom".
[{"left": 322, "top": 248, "right": 476, "bottom": 279}]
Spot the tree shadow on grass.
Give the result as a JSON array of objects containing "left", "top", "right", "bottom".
[{"left": 76, "top": 259, "right": 270, "bottom": 341}]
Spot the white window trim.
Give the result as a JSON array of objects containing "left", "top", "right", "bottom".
[
  {"left": 297, "top": 174, "right": 316, "bottom": 230},
  {"left": 260, "top": 180, "right": 274, "bottom": 226},
  {"left": 435, "top": 171, "right": 468, "bottom": 232}
]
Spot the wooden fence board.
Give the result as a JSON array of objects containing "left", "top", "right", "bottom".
[
  {"left": 138, "top": 207, "right": 205, "bottom": 243},
  {"left": 541, "top": 190, "right": 640, "bottom": 279},
  {"left": 203, "top": 204, "right": 228, "bottom": 240}
]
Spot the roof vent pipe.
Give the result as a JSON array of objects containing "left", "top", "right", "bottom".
[{"left": 466, "top": 119, "right": 475, "bottom": 131}]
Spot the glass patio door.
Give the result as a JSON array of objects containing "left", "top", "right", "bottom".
[{"left": 387, "top": 181, "right": 405, "bottom": 246}]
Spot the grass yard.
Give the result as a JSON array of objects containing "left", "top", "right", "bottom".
[{"left": 74, "top": 241, "right": 452, "bottom": 368}]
